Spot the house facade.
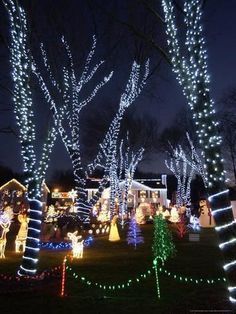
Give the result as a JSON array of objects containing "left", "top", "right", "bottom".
[{"left": 86, "top": 175, "right": 168, "bottom": 209}]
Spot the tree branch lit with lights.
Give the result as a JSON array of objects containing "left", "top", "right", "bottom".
[{"left": 162, "top": 0, "right": 236, "bottom": 303}]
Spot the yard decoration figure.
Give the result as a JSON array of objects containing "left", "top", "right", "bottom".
[
  {"left": 127, "top": 216, "right": 144, "bottom": 249},
  {"left": 109, "top": 215, "right": 120, "bottom": 241},
  {"left": 199, "top": 200, "right": 215, "bottom": 228},
  {"left": 176, "top": 214, "right": 187, "bottom": 238},
  {"left": 67, "top": 231, "right": 84, "bottom": 258},
  {"left": 0, "top": 211, "right": 12, "bottom": 258},
  {"left": 169, "top": 206, "right": 179, "bottom": 222},
  {"left": 15, "top": 214, "right": 28, "bottom": 253}
]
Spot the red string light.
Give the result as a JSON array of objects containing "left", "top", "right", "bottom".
[{"left": 60, "top": 256, "right": 67, "bottom": 297}]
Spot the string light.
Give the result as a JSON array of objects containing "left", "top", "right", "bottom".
[
  {"left": 60, "top": 257, "right": 67, "bottom": 297},
  {"left": 208, "top": 190, "right": 236, "bottom": 301},
  {"left": 212, "top": 205, "right": 232, "bottom": 216},
  {"left": 208, "top": 189, "right": 229, "bottom": 202},
  {"left": 0, "top": 265, "right": 62, "bottom": 281},
  {"left": 36, "top": 33, "right": 147, "bottom": 223},
  {"left": 40, "top": 238, "right": 93, "bottom": 251},
  {"left": 223, "top": 261, "right": 236, "bottom": 271},
  {"left": 165, "top": 144, "right": 194, "bottom": 207},
  {"left": 66, "top": 264, "right": 153, "bottom": 291},
  {"left": 3, "top": 0, "right": 59, "bottom": 276},
  {"left": 162, "top": 0, "right": 236, "bottom": 302},
  {"left": 215, "top": 220, "right": 236, "bottom": 232},
  {"left": 87, "top": 61, "right": 149, "bottom": 222},
  {"left": 158, "top": 267, "right": 226, "bottom": 285},
  {"left": 65, "top": 262, "right": 226, "bottom": 294}
]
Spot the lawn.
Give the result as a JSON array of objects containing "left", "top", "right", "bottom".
[{"left": 0, "top": 223, "right": 232, "bottom": 314}]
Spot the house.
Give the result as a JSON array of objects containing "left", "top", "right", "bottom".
[
  {"left": 86, "top": 175, "right": 168, "bottom": 209},
  {"left": 0, "top": 179, "right": 50, "bottom": 212},
  {"left": 0, "top": 179, "right": 27, "bottom": 213}
]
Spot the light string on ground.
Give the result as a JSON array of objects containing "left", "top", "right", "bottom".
[{"left": 65, "top": 261, "right": 226, "bottom": 291}]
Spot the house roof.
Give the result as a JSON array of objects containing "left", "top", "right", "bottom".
[
  {"left": 86, "top": 179, "right": 110, "bottom": 189},
  {"left": 117, "top": 180, "right": 154, "bottom": 191},
  {"left": 0, "top": 178, "right": 50, "bottom": 193},
  {"left": 42, "top": 181, "right": 50, "bottom": 193},
  {"left": 136, "top": 179, "right": 166, "bottom": 189},
  {"left": 0, "top": 179, "right": 27, "bottom": 192},
  {"left": 87, "top": 179, "right": 167, "bottom": 192}
]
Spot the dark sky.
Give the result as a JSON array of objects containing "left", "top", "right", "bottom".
[{"left": 0, "top": 0, "right": 236, "bottom": 180}]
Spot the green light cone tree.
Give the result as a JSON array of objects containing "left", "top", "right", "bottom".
[
  {"left": 162, "top": 0, "right": 236, "bottom": 304},
  {"left": 152, "top": 214, "right": 175, "bottom": 264}
]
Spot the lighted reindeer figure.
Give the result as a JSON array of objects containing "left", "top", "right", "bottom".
[
  {"left": 0, "top": 212, "right": 11, "bottom": 259},
  {"left": 15, "top": 214, "right": 28, "bottom": 253},
  {"left": 67, "top": 231, "right": 84, "bottom": 258}
]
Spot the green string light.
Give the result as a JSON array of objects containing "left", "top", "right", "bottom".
[
  {"left": 66, "top": 265, "right": 153, "bottom": 291},
  {"left": 66, "top": 263, "right": 226, "bottom": 293},
  {"left": 157, "top": 266, "right": 227, "bottom": 285}
]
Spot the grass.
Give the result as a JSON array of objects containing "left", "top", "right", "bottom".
[{"left": 0, "top": 223, "right": 232, "bottom": 314}]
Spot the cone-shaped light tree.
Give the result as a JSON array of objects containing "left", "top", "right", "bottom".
[
  {"left": 162, "top": 0, "right": 236, "bottom": 303},
  {"left": 127, "top": 216, "right": 144, "bottom": 249},
  {"left": 152, "top": 214, "right": 175, "bottom": 264}
]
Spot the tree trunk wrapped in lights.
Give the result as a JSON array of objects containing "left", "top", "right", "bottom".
[
  {"left": 165, "top": 144, "right": 194, "bottom": 207},
  {"left": 108, "top": 135, "right": 144, "bottom": 225},
  {"left": 165, "top": 132, "right": 207, "bottom": 207},
  {"left": 162, "top": 0, "right": 236, "bottom": 303},
  {"left": 3, "top": 0, "right": 59, "bottom": 276}
]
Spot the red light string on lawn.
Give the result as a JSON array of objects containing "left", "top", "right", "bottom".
[{"left": 0, "top": 265, "right": 61, "bottom": 281}]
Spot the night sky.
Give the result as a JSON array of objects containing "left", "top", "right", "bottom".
[{"left": 0, "top": 0, "right": 236, "bottom": 180}]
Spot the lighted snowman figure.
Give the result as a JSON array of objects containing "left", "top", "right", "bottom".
[
  {"left": 169, "top": 206, "right": 179, "bottom": 223},
  {"left": 199, "top": 200, "right": 215, "bottom": 228}
]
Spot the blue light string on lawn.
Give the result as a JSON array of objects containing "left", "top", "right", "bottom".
[{"left": 39, "top": 236, "right": 93, "bottom": 250}]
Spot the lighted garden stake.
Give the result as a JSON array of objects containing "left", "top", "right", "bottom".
[
  {"left": 60, "top": 256, "right": 67, "bottom": 297},
  {"left": 152, "top": 214, "right": 176, "bottom": 299}
]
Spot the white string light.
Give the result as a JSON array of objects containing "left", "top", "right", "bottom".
[
  {"left": 219, "top": 238, "right": 236, "bottom": 250},
  {"left": 161, "top": 0, "right": 236, "bottom": 302},
  {"left": 212, "top": 206, "right": 232, "bottom": 216},
  {"left": 223, "top": 260, "right": 236, "bottom": 271},
  {"left": 215, "top": 220, "right": 236, "bottom": 232},
  {"left": 208, "top": 190, "right": 229, "bottom": 202}
]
